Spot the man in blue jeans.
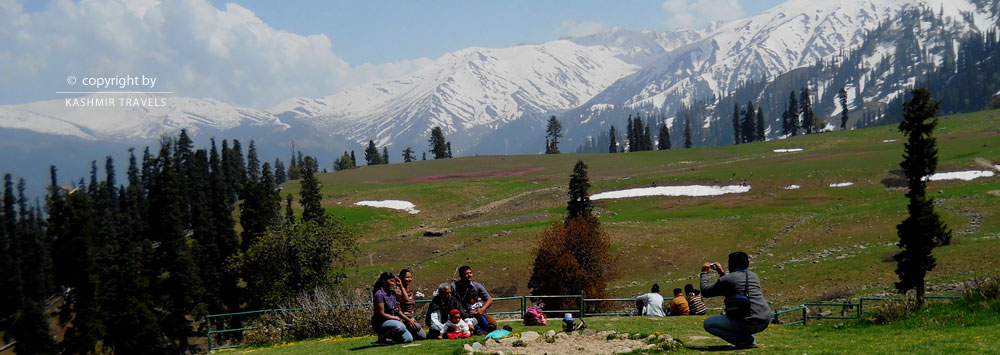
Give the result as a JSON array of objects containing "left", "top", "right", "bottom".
[{"left": 700, "top": 251, "right": 772, "bottom": 348}]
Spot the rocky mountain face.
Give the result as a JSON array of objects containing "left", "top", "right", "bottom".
[{"left": 2, "top": 0, "right": 998, "bottom": 193}]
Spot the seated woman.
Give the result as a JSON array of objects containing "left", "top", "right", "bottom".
[
  {"left": 425, "top": 283, "right": 476, "bottom": 339},
  {"left": 395, "top": 269, "right": 426, "bottom": 340},
  {"left": 371, "top": 272, "right": 413, "bottom": 345}
]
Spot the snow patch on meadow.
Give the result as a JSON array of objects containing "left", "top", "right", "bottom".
[
  {"left": 882, "top": 139, "right": 897, "bottom": 143},
  {"left": 923, "top": 170, "right": 995, "bottom": 182},
  {"left": 591, "top": 185, "right": 751, "bottom": 200},
  {"left": 773, "top": 148, "right": 804, "bottom": 153},
  {"left": 829, "top": 182, "right": 854, "bottom": 188},
  {"left": 783, "top": 185, "right": 801, "bottom": 190},
  {"left": 354, "top": 200, "right": 420, "bottom": 214}
]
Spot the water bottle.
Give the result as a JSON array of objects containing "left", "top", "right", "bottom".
[{"left": 562, "top": 313, "right": 574, "bottom": 332}]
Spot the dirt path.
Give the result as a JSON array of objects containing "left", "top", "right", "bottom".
[{"left": 751, "top": 213, "right": 816, "bottom": 259}]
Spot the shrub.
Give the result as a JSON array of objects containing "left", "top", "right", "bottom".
[
  {"left": 961, "top": 274, "right": 1000, "bottom": 301},
  {"left": 527, "top": 215, "right": 620, "bottom": 312},
  {"left": 512, "top": 340, "right": 527, "bottom": 347},
  {"left": 242, "top": 287, "right": 371, "bottom": 346},
  {"left": 233, "top": 215, "right": 358, "bottom": 309},
  {"left": 815, "top": 288, "right": 853, "bottom": 302},
  {"left": 868, "top": 299, "right": 920, "bottom": 324}
]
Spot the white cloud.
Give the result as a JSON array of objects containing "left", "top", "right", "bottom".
[
  {"left": 555, "top": 20, "right": 607, "bottom": 38},
  {"left": 0, "top": 0, "right": 431, "bottom": 109},
  {"left": 661, "top": 0, "right": 744, "bottom": 30}
]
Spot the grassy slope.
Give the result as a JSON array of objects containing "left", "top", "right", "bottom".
[
  {"left": 280, "top": 109, "right": 999, "bottom": 309},
  {"left": 226, "top": 298, "right": 1000, "bottom": 354}
]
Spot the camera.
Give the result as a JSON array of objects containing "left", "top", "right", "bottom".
[{"left": 709, "top": 263, "right": 718, "bottom": 271}]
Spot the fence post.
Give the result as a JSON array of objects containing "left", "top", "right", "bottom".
[
  {"left": 802, "top": 307, "right": 807, "bottom": 325},
  {"left": 520, "top": 296, "right": 526, "bottom": 318},
  {"left": 579, "top": 294, "right": 585, "bottom": 318},
  {"left": 206, "top": 315, "right": 213, "bottom": 351},
  {"left": 857, "top": 298, "right": 862, "bottom": 318}
]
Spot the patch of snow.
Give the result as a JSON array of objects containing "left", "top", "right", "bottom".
[
  {"left": 829, "top": 182, "right": 854, "bottom": 188},
  {"left": 591, "top": 185, "right": 751, "bottom": 200},
  {"left": 773, "top": 148, "right": 804, "bottom": 153},
  {"left": 354, "top": 200, "right": 420, "bottom": 214},
  {"left": 882, "top": 139, "right": 897, "bottom": 143},
  {"left": 783, "top": 185, "right": 801, "bottom": 190},
  {"left": 923, "top": 170, "right": 995, "bottom": 182}
]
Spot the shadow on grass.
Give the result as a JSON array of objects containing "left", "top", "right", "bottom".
[
  {"left": 348, "top": 342, "right": 385, "bottom": 351},
  {"left": 684, "top": 344, "right": 740, "bottom": 351}
]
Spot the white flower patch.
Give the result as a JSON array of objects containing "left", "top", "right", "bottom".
[
  {"left": 591, "top": 185, "right": 751, "bottom": 200},
  {"left": 354, "top": 200, "right": 420, "bottom": 214},
  {"left": 829, "top": 182, "right": 854, "bottom": 188},
  {"left": 783, "top": 185, "right": 801, "bottom": 190},
  {"left": 923, "top": 170, "right": 995, "bottom": 182},
  {"left": 773, "top": 148, "right": 804, "bottom": 153}
]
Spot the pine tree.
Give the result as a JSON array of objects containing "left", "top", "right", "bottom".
[
  {"left": 422, "top": 152, "right": 426, "bottom": 161},
  {"left": 207, "top": 140, "right": 241, "bottom": 319},
  {"left": 788, "top": 92, "right": 799, "bottom": 136},
  {"left": 447, "top": 142, "right": 453, "bottom": 158},
  {"left": 299, "top": 156, "right": 324, "bottom": 225},
  {"left": 350, "top": 151, "right": 357, "bottom": 167},
  {"left": 732, "top": 103, "right": 741, "bottom": 144},
  {"left": 0, "top": 174, "right": 24, "bottom": 347},
  {"left": 285, "top": 193, "right": 296, "bottom": 225},
  {"left": 839, "top": 87, "right": 850, "bottom": 129},
  {"left": 895, "top": 87, "right": 951, "bottom": 304},
  {"left": 403, "top": 147, "right": 415, "bottom": 162},
  {"left": 626, "top": 115, "right": 635, "bottom": 151},
  {"left": 429, "top": 126, "right": 450, "bottom": 159},
  {"left": 643, "top": 121, "right": 653, "bottom": 151},
  {"left": 608, "top": 126, "right": 617, "bottom": 153},
  {"left": 148, "top": 140, "right": 204, "bottom": 352},
  {"left": 755, "top": 108, "right": 766, "bottom": 142},
  {"left": 683, "top": 118, "right": 693, "bottom": 148},
  {"left": 365, "top": 140, "right": 381, "bottom": 165},
  {"left": 545, "top": 115, "right": 563, "bottom": 154},
  {"left": 657, "top": 120, "right": 671, "bottom": 150},
  {"left": 566, "top": 161, "right": 592, "bottom": 220},
  {"left": 801, "top": 88, "right": 814, "bottom": 134},
  {"left": 742, "top": 101, "right": 756, "bottom": 143},
  {"left": 274, "top": 158, "right": 287, "bottom": 184},
  {"left": 246, "top": 140, "right": 261, "bottom": 183},
  {"left": 49, "top": 177, "right": 104, "bottom": 354},
  {"left": 382, "top": 147, "right": 390, "bottom": 164}
]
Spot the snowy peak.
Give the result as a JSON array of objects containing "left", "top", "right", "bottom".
[{"left": 0, "top": 94, "right": 287, "bottom": 140}]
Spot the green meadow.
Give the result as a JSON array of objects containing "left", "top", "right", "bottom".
[{"left": 280, "top": 109, "right": 999, "bottom": 309}]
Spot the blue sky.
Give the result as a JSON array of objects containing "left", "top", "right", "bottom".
[
  {"left": 3, "top": 0, "right": 784, "bottom": 108},
  {"left": 209, "top": 0, "right": 785, "bottom": 64}
]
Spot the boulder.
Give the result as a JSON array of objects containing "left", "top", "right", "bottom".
[
  {"left": 556, "top": 332, "right": 569, "bottom": 340},
  {"left": 545, "top": 330, "right": 556, "bottom": 338},
  {"left": 463, "top": 344, "right": 474, "bottom": 353},
  {"left": 658, "top": 334, "right": 674, "bottom": 342},
  {"left": 500, "top": 337, "right": 518, "bottom": 345},
  {"left": 520, "top": 331, "right": 541, "bottom": 342},
  {"left": 615, "top": 348, "right": 633, "bottom": 354},
  {"left": 471, "top": 342, "right": 483, "bottom": 351},
  {"left": 582, "top": 329, "right": 596, "bottom": 336}
]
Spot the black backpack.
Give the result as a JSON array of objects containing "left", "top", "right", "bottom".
[{"left": 724, "top": 271, "right": 752, "bottom": 319}]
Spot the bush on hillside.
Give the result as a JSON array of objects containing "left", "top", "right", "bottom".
[
  {"left": 961, "top": 274, "right": 1000, "bottom": 302},
  {"left": 243, "top": 287, "right": 371, "bottom": 346},
  {"left": 527, "top": 215, "right": 620, "bottom": 312},
  {"left": 868, "top": 299, "right": 920, "bottom": 324},
  {"left": 233, "top": 215, "right": 358, "bottom": 309}
]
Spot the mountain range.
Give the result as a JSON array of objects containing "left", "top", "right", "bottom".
[{"left": 2, "top": 0, "right": 998, "bottom": 194}]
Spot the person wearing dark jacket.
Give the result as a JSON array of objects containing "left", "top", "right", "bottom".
[
  {"left": 700, "top": 251, "right": 772, "bottom": 348},
  {"left": 425, "top": 283, "right": 475, "bottom": 339}
]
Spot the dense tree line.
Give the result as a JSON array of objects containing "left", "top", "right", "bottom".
[{"left": 0, "top": 130, "right": 357, "bottom": 353}]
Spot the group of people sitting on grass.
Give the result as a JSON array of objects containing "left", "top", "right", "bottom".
[
  {"left": 636, "top": 283, "right": 708, "bottom": 316},
  {"left": 370, "top": 265, "right": 497, "bottom": 345},
  {"left": 634, "top": 251, "right": 771, "bottom": 348},
  {"left": 370, "top": 252, "right": 771, "bottom": 349}
]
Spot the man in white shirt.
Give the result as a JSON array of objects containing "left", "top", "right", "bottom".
[{"left": 636, "top": 283, "right": 666, "bottom": 317}]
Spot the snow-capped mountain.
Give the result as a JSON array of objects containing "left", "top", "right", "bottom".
[
  {"left": 269, "top": 28, "right": 705, "bottom": 153},
  {"left": 574, "top": 0, "right": 991, "bottom": 120},
  {"left": 0, "top": 94, "right": 288, "bottom": 141}
]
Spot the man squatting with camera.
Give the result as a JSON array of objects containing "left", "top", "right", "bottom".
[{"left": 700, "top": 251, "right": 772, "bottom": 349}]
